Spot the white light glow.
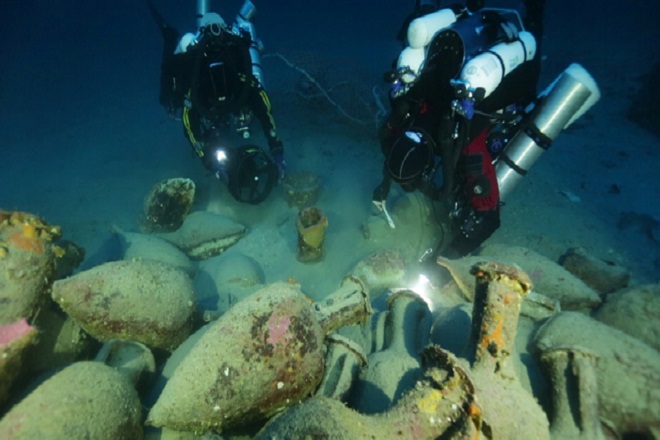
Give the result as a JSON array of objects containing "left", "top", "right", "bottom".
[
  {"left": 411, "top": 273, "right": 433, "bottom": 310},
  {"left": 215, "top": 149, "right": 227, "bottom": 162}
]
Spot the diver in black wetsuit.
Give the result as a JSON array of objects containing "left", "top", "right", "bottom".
[{"left": 150, "top": 1, "right": 284, "bottom": 204}]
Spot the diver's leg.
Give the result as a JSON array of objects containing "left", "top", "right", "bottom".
[{"left": 147, "top": 0, "right": 180, "bottom": 54}]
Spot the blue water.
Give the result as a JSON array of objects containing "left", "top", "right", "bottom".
[{"left": 1, "top": 0, "right": 659, "bottom": 435}]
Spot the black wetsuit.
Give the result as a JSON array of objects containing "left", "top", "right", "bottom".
[{"left": 156, "top": 22, "right": 283, "bottom": 167}]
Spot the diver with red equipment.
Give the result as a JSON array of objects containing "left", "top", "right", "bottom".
[{"left": 373, "top": 0, "right": 600, "bottom": 257}]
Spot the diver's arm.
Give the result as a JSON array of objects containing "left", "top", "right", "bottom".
[
  {"left": 372, "top": 167, "right": 392, "bottom": 205},
  {"left": 249, "top": 84, "right": 283, "bottom": 156}
]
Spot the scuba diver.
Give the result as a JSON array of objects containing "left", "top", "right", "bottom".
[
  {"left": 149, "top": 0, "right": 285, "bottom": 204},
  {"left": 373, "top": 0, "right": 600, "bottom": 258}
]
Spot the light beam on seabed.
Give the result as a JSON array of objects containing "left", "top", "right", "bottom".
[{"left": 401, "top": 270, "right": 447, "bottom": 313}]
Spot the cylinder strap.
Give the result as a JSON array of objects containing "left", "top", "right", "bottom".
[
  {"left": 485, "top": 49, "right": 506, "bottom": 84},
  {"left": 518, "top": 36, "right": 529, "bottom": 63},
  {"left": 524, "top": 122, "right": 553, "bottom": 150},
  {"left": 500, "top": 153, "right": 527, "bottom": 176}
]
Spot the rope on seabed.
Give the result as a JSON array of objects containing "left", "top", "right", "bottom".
[{"left": 264, "top": 52, "right": 384, "bottom": 127}]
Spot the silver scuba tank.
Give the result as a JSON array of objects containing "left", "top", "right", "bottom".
[
  {"left": 495, "top": 63, "right": 601, "bottom": 201},
  {"left": 234, "top": 0, "right": 265, "bottom": 88}
]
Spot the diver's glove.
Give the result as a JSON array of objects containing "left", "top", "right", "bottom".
[
  {"left": 371, "top": 184, "right": 395, "bottom": 229},
  {"left": 272, "top": 152, "right": 286, "bottom": 182},
  {"left": 372, "top": 182, "right": 390, "bottom": 209}
]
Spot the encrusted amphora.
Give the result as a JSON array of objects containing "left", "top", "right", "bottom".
[
  {"left": 459, "top": 261, "right": 550, "bottom": 440},
  {"left": 147, "top": 277, "right": 371, "bottom": 434}
]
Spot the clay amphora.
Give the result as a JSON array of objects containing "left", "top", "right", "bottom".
[
  {"left": 462, "top": 261, "right": 551, "bottom": 439},
  {"left": 351, "top": 290, "right": 432, "bottom": 413},
  {"left": 147, "top": 277, "right": 371, "bottom": 433}
]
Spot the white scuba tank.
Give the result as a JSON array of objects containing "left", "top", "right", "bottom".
[
  {"left": 397, "top": 46, "right": 427, "bottom": 84},
  {"left": 459, "top": 31, "right": 537, "bottom": 99},
  {"left": 234, "top": 0, "right": 265, "bottom": 87},
  {"left": 174, "top": 33, "right": 196, "bottom": 54},
  {"left": 407, "top": 8, "right": 457, "bottom": 48}
]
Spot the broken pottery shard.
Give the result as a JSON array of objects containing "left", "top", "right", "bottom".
[
  {"left": 478, "top": 244, "right": 602, "bottom": 312},
  {"left": 0, "top": 361, "right": 142, "bottom": 439},
  {"left": 156, "top": 211, "right": 246, "bottom": 260},
  {"left": 593, "top": 284, "right": 660, "bottom": 352},
  {"left": 51, "top": 260, "right": 195, "bottom": 351},
  {"left": 533, "top": 312, "right": 660, "bottom": 437},
  {"left": 141, "top": 177, "right": 196, "bottom": 233},
  {"left": 0, "top": 210, "right": 60, "bottom": 324}
]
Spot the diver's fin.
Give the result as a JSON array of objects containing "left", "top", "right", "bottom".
[
  {"left": 147, "top": 0, "right": 180, "bottom": 49},
  {"left": 147, "top": 0, "right": 169, "bottom": 33}
]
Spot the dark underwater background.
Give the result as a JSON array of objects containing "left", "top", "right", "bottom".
[
  {"left": 1, "top": 0, "right": 660, "bottom": 437},
  {"left": 2, "top": 0, "right": 658, "bottom": 281}
]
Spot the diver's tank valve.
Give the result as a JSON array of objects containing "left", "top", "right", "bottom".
[{"left": 495, "top": 63, "right": 601, "bottom": 201}]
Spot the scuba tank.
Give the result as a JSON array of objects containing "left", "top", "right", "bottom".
[
  {"left": 194, "top": 0, "right": 263, "bottom": 87},
  {"left": 232, "top": 0, "right": 263, "bottom": 138},
  {"left": 495, "top": 63, "right": 601, "bottom": 201},
  {"left": 196, "top": 0, "right": 210, "bottom": 28},
  {"left": 407, "top": 8, "right": 457, "bottom": 49},
  {"left": 233, "top": 0, "right": 265, "bottom": 88},
  {"left": 459, "top": 30, "right": 537, "bottom": 99},
  {"left": 391, "top": 6, "right": 531, "bottom": 99}
]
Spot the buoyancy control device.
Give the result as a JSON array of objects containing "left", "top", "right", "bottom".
[{"left": 190, "top": 0, "right": 264, "bottom": 139}]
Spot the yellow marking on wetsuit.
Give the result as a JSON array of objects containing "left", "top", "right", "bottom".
[
  {"left": 259, "top": 89, "right": 276, "bottom": 129},
  {"left": 183, "top": 106, "right": 203, "bottom": 157}
]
